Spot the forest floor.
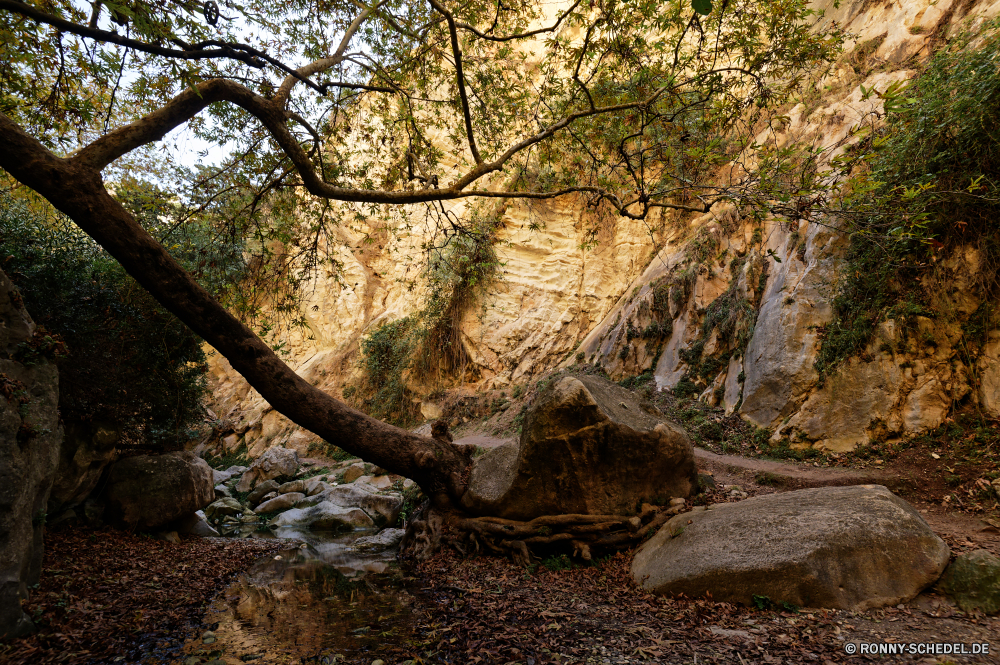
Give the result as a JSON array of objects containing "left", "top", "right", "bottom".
[
  {"left": 1, "top": 516, "right": 997, "bottom": 665},
  {"left": 4, "top": 369, "right": 999, "bottom": 664}
]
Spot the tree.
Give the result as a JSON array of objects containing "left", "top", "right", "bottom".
[{"left": 0, "top": 0, "right": 839, "bottom": 531}]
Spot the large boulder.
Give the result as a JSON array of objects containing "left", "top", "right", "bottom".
[
  {"left": 102, "top": 452, "right": 215, "bottom": 530},
  {"left": 937, "top": 549, "right": 1000, "bottom": 615},
  {"left": 461, "top": 374, "right": 697, "bottom": 520},
  {"left": 235, "top": 447, "right": 299, "bottom": 492},
  {"left": 631, "top": 485, "right": 949, "bottom": 611},
  {"left": 0, "top": 270, "right": 62, "bottom": 640}
]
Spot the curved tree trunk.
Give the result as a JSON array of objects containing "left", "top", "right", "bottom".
[
  {"left": 0, "top": 112, "right": 685, "bottom": 563},
  {"left": 0, "top": 111, "right": 474, "bottom": 510}
]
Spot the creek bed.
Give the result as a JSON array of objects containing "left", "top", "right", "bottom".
[{"left": 179, "top": 529, "right": 418, "bottom": 665}]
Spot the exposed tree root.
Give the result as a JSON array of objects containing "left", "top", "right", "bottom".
[{"left": 400, "top": 500, "right": 683, "bottom": 565}]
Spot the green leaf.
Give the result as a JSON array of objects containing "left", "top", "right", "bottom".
[{"left": 692, "top": 0, "right": 713, "bottom": 15}]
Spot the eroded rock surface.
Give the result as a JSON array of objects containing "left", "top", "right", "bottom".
[
  {"left": 461, "top": 374, "right": 696, "bottom": 520},
  {"left": 631, "top": 485, "right": 949, "bottom": 611}
]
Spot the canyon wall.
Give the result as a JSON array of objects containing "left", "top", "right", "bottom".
[{"left": 206, "top": 0, "right": 1000, "bottom": 457}]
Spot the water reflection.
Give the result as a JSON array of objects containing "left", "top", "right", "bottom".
[{"left": 182, "top": 531, "right": 417, "bottom": 665}]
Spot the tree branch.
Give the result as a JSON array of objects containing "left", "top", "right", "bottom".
[
  {"left": 0, "top": 0, "right": 326, "bottom": 94},
  {"left": 0, "top": 108, "right": 473, "bottom": 505},
  {"left": 427, "top": 0, "right": 483, "bottom": 165}
]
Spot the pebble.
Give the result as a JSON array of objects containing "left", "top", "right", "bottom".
[{"left": 202, "top": 630, "right": 216, "bottom": 644}]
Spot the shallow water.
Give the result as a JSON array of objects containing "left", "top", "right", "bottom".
[{"left": 180, "top": 530, "right": 418, "bottom": 665}]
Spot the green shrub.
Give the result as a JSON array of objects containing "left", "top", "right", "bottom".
[
  {"left": 0, "top": 191, "right": 236, "bottom": 451},
  {"left": 821, "top": 26, "right": 1000, "bottom": 376}
]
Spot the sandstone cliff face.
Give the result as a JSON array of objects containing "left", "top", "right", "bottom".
[{"left": 206, "top": 0, "right": 1000, "bottom": 457}]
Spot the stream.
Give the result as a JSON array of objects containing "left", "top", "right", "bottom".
[{"left": 179, "top": 528, "right": 420, "bottom": 665}]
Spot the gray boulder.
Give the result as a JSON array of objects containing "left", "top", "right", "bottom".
[
  {"left": 352, "top": 528, "right": 406, "bottom": 552},
  {"left": 102, "top": 451, "right": 214, "bottom": 530},
  {"left": 301, "top": 484, "right": 403, "bottom": 526},
  {"left": 268, "top": 501, "right": 374, "bottom": 530},
  {"left": 214, "top": 484, "right": 231, "bottom": 499},
  {"left": 0, "top": 270, "right": 63, "bottom": 640},
  {"left": 246, "top": 479, "right": 280, "bottom": 506},
  {"left": 937, "top": 549, "right": 1000, "bottom": 615},
  {"left": 462, "top": 374, "right": 697, "bottom": 520},
  {"left": 236, "top": 447, "right": 299, "bottom": 492},
  {"left": 631, "top": 485, "right": 949, "bottom": 611},
  {"left": 255, "top": 492, "right": 305, "bottom": 514}
]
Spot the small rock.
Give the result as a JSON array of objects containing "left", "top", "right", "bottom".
[
  {"left": 256, "top": 492, "right": 306, "bottom": 513},
  {"left": 352, "top": 528, "right": 406, "bottom": 552},
  {"left": 937, "top": 549, "right": 1000, "bottom": 615},
  {"left": 669, "top": 498, "right": 686, "bottom": 507},
  {"left": 236, "top": 447, "right": 300, "bottom": 492},
  {"left": 202, "top": 630, "right": 216, "bottom": 643},
  {"left": 696, "top": 473, "right": 716, "bottom": 491},
  {"left": 213, "top": 484, "right": 231, "bottom": 499},
  {"left": 204, "top": 497, "right": 243, "bottom": 522},
  {"left": 366, "top": 475, "right": 393, "bottom": 490},
  {"left": 277, "top": 479, "right": 308, "bottom": 494},
  {"left": 247, "top": 479, "right": 281, "bottom": 506},
  {"left": 372, "top": 660, "right": 385, "bottom": 665},
  {"left": 305, "top": 479, "right": 326, "bottom": 496},
  {"left": 154, "top": 531, "right": 180, "bottom": 544},
  {"left": 342, "top": 463, "right": 366, "bottom": 483},
  {"left": 402, "top": 479, "right": 415, "bottom": 490},
  {"left": 184, "top": 657, "right": 202, "bottom": 665}
]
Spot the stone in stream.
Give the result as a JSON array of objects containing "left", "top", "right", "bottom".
[
  {"left": 255, "top": 492, "right": 305, "bottom": 514},
  {"left": 247, "top": 479, "right": 280, "bottom": 506},
  {"left": 631, "top": 485, "right": 949, "bottom": 611},
  {"left": 937, "top": 549, "right": 1000, "bottom": 615},
  {"left": 102, "top": 451, "right": 215, "bottom": 530},
  {"left": 461, "top": 374, "right": 697, "bottom": 520},
  {"left": 235, "top": 447, "right": 299, "bottom": 492},
  {"left": 268, "top": 501, "right": 374, "bottom": 530},
  {"left": 204, "top": 497, "right": 244, "bottom": 522},
  {"left": 352, "top": 528, "right": 406, "bottom": 552}
]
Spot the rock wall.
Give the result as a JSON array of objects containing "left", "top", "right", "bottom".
[
  {"left": 206, "top": 0, "right": 1000, "bottom": 457},
  {"left": 0, "top": 269, "right": 62, "bottom": 640}
]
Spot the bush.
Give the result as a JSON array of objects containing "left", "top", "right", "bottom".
[
  {"left": 0, "top": 192, "right": 225, "bottom": 451},
  {"left": 820, "top": 26, "right": 1000, "bottom": 375}
]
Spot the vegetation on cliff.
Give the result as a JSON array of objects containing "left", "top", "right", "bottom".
[{"left": 819, "top": 25, "right": 1000, "bottom": 381}]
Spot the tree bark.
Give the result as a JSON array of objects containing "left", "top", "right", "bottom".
[{"left": 0, "top": 110, "right": 473, "bottom": 509}]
